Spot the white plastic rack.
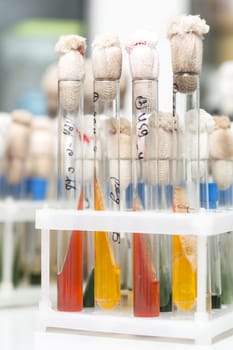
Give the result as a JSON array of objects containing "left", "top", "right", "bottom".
[
  {"left": 0, "top": 198, "right": 56, "bottom": 307},
  {"left": 35, "top": 208, "right": 233, "bottom": 346}
]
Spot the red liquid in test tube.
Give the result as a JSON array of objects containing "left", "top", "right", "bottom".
[{"left": 57, "top": 192, "right": 84, "bottom": 311}]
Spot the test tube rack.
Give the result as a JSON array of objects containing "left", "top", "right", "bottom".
[
  {"left": 35, "top": 208, "right": 233, "bottom": 346},
  {"left": 0, "top": 198, "right": 56, "bottom": 307}
]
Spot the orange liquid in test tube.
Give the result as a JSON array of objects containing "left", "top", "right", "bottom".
[
  {"left": 57, "top": 191, "right": 84, "bottom": 311},
  {"left": 133, "top": 198, "right": 160, "bottom": 317}
]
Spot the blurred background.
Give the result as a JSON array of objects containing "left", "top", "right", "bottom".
[
  {"left": 0, "top": 0, "right": 233, "bottom": 348},
  {"left": 0, "top": 0, "right": 85, "bottom": 114}
]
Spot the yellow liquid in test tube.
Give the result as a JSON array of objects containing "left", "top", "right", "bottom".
[
  {"left": 172, "top": 187, "right": 197, "bottom": 311},
  {"left": 172, "top": 235, "right": 197, "bottom": 311},
  {"left": 94, "top": 174, "right": 120, "bottom": 310}
]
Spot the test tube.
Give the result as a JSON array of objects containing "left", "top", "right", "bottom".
[
  {"left": 126, "top": 29, "right": 160, "bottom": 317},
  {"left": 209, "top": 115, "right": 233, "bottom": 305},
  {"left": 117, "top": 116, "right": 132, "bottom": 309},
  {"left": 221, "top": 231, "right": 233, "bottom": 305},
  {"left": 55, "top": 34, "right": 86, "bottom": 311},
  {"left": 82, "top": 115, "right": 95, "bottom": 308},
  {"left": 92, "top": 33, "right": 122, "bottom": 310},
  {"left": 209, "top": 232, "right": 222, "bottom": 309},
  {"left": 196, "top": 109, "right": 221, "bottom": 310},
  {"left": 172, "top": 78, "right": 200, "bottom": 316},
  {"left": 167, "top": 15, "right": 209, "bottom": 315},
  {"left": 200, "top": 181, "right": 221, "bottom": 309},
  {"left": 218, "top": 185, "right": 233, "bottom": 306},
  {"left": 156, "top": 112, "right": 173, "bottom": 312},
  {"left": 197, "top": 110, "right": 222, "bottom": 310}
]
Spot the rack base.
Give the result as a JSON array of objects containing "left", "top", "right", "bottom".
[{"left": 35, "top": 306, "right": 233, "bottom": 346}]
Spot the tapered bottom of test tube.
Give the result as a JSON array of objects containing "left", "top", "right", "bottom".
[
  {"left": 134, "top": 280, "right": 160, "bottom": 317},
  {"left": 83, "top": 268, "right": 94, "bottom": 308},
  {"left": 121, "top": 289, "right": 133, "bottom": 310},
  {"left": 212, "top": 294, "right": 221, "bottom": 309},
  {"left": 160, "top": 267, "right": 172, "bottom": 312},
  {"left": 95, "top": 258, "right": 120, "bottom": 310},
  {"left": 96, "top": 298, "right": 120, "bottom": 310},
  {"left": 172, "top": 305, "right": 196, "bottom": 318},
  {"left": 29, "top": 273, "right": 41, "bottom": 285},
  {"left": 57, "top": 231, "right": 83, "bottom": 312},
  {"left": 13, "top": 242, "right": 23, "bottom": 287},
  {"left": 160, "top": 295, "right": 172, "bottom": 312},
  {"left": 57, "top": 192, "right": 84, "bottom": 312},
  {"left": 133, "top": 233, "right": 160, "bottom": 317},
  {"left": 172, "top": 236, "right": 196, "bottom": 312}
]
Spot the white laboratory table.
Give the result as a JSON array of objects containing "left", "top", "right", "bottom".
[{"left": 0, "top": 306, "right": 36, "bottom": 350}]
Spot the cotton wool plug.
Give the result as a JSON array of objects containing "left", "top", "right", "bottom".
[
  {"left": 125, "top": 29, "right": 159, "bottom": 177},
  {"left": 125, "top": 29, "right": 159, "bottom": 80},
  {"left": 167, "top": 15, "right": 209, "bottom": 93},
  {"left": 55, "top": 34, "right": 86, "bottom": 112},
  {"left": 92, "top": 33, "right": 122, "bottom": 101},
  {"left": 209, "top": 115, "right": 233, "bottom": 189},
  {"left": 125, "top": 29, "right": 159, "bottom": 101}
]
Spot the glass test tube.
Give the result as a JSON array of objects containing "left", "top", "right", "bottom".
[
  {"left": 57, "top": 79, "right": 84, "bottom": 311},
  {"left": 221, "top": 231, "right": 233, "bottom": 305},
  {"left": 198, "top": 108, "right": 220, "bottom": 310},
  {"left": 118, "top": 115, "right": 133, "bottom": 310},
  {"left": 159, "top": 233, "right": 172, "bottom": 312},
  {"left": 132, "top": 79, "right": 160, "bottom": 317},
  {"left": 201, "top": 183, "right": 221, "bottom": 311},
  {"left": 82, "top": 115, "right": 95, "bottom": 308},
  {"left": 172, "top": 73, "right": 200, "bottom": 315},
  {"left": 209, "top": 233, "right": 221, "bottom": 309},
  {"left": 219, "top": 187, "right": 233, "bottom": 305},
  {"left": 200, "top": 181, "right": 221, "bottom": 310},
  {"left": 156, "top": 112, "right": 173, "bottom": 312},
  {"left": 210, "top": 119, "right": 233, "bottom": 307},
  {"left": 93, "top": 79, "right": 121, "bottom": 310}
]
